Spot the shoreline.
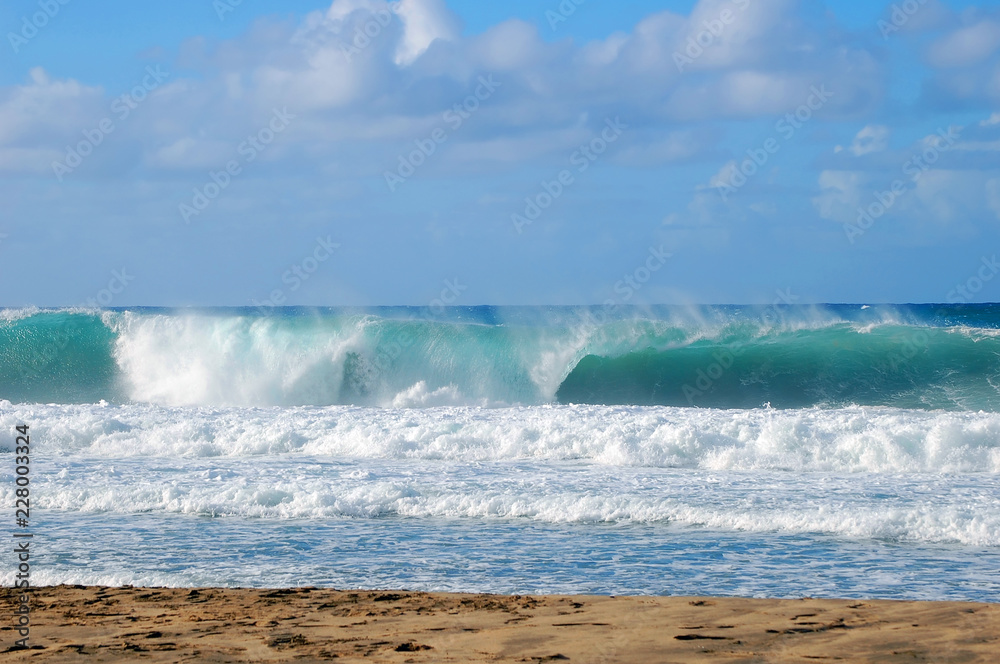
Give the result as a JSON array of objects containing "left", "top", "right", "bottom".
[{"left": 3, "top": 586, "right": 998, "bottom": 662}]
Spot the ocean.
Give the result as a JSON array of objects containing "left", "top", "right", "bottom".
[{"left": 2, "top": 304, "right": 999, "bottom": 601}]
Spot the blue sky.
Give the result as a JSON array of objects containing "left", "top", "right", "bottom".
[{"left": 2, "top": 0, "right": 1000, "bottom": 306}]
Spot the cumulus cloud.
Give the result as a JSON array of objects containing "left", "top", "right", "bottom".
[
  {"left": 614, "top": 130, "right": 704, "bottom": 167},
  {"left": 811, "top": 124, "right": 1000, "bottom": 241},
  {"left": 926, "top": 17, "right": 1000, "bottom": 68},
  {"left": 393, "top": 0, "right": 460, "bottom": 65},
  {"left": 0, "top": 0, "right": 891, "bottom": 184},
  {"left": 707, "top": 160, "right": 739, "bottom": 190},
  {"left": 0, "top": 68, "right": 106, "bottom": 173},
  {"left": 844, "top": 125, "right": 890, "bottom": 156},
  {"left": 920, "top": 9, "right": 1000, "bottom": 107},
  {"left": 812, "top": 170, "right": 864, "bottom": 222}
]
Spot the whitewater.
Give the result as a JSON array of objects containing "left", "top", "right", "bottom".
[{"left": 2, "top": 305, "right": 999, "bottom": 600}]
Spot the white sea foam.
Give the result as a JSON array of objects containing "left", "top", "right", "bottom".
[
  {"left": 3, "top": 401, "right": 1000, "bottom": 544},
  {"left": 4, "top": 402, "right": 1000, "bottom": 472},
  {"left": 109, "top": 312, "right": 372, "bottom": 407},
  {"left": 3, "top": 454, "right": 997, "bottom": 545},
  {"left": 0, "top": 306, "right": 41, "bottom": 323}
]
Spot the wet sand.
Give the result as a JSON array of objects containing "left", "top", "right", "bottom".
[{"left": 2, "top": 586, "right": 998, "bottom": 662}]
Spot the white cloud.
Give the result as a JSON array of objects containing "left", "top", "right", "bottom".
[
  {"left": 467, "top": 19, "right": 546, "bottom": 72},
  {"left": 749, "top": 201, "right": 776, "bottom": 216},
  {"left": 0, "top": 68, "right": 103, "bottom": 144},
  {"left": 848, "top": 125, "right": 889, "bottom": 156},
  {"left": 952, "top": 140, "right": 1000, "bottom": 152},
  {"left": 812, "top": 166, "right": 997, "bottom": 242},
  {"left": 920, "top": 10, "right": 1000, "bottom": 106},
  {"left": 0, "top": 0, "right": 887, "bottom": 180},
  {"left": 927, "top": 18, "right": 1000, "bottom": 68},
  {"left": 809, "top": 120, "right": 1000, "bottom": 242},
  {"left": 615, "top": 130, "right": 702, "bottom": 167},
  {"left": 146, "top": 137, "right": 236, "bottom": 170},
  {"left": 706, "top": 160, "right": 738, "bottom": 190},
  {"left": 0, "top": 68, "right": 107, "bottom": 174},
  {"left": 981, "top": 112, "right": 1000, "bottom": 126},
  {"left": 325, "top": 0, "right": 387, "bottom": 21},
  {"left": 676, "top": 0, "right": 799, "bottom": 71},
  {"left": 394, "top": 0, "right": 459, "bottom": 65},
  {"left": 812, "top": 170, "right": 863, "bottom": 223}
]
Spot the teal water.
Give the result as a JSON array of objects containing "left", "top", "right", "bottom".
[{"left": 2, "top": 304, "right": 1000, "bottom": 409}]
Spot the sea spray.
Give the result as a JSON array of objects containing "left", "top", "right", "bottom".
[{"left": 3, "top": 304, "right": 1000, "bottom": 410}]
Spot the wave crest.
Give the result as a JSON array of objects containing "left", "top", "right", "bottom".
[{"left": 3, "top": 305, "right": 1000, "bottom": 409}]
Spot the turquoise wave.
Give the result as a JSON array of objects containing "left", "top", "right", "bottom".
[
  {"left": 558, "top": 325, "right": 1000, "bottom": 410},
  {"left": 0, "top": 312, "right": 121, "bottom": 403},
  {"left": 1, "top": 305, "right": 1000, "bottom": 410}
]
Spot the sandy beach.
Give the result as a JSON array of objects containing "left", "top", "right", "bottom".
[{"left": 2, "top": 586, "right": 997, "bottom": 662}]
